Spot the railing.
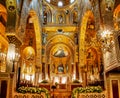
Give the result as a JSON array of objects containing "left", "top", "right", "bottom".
[
  {"left": 76, "top": 92, "right": 106, "bottom": 98},
  {"left": 71, "top": 86, "right": 106, "bottom": 98},
  {"left": 13, "top": 93, "right": 46, "bottom": 98},
  {"left": 14, "top": 86, "right": 50, "bottom": 98}
]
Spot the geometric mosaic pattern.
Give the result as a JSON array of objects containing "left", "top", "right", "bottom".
[
  {"left": 14, "top": 94, "right": 44, "bottom": 98},
  {"left": 79, "top": 93, "right": 106, "bottom": 98}
]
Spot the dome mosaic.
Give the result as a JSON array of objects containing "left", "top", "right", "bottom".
[{"left": 45, "top": 0, "right": 75, "bottom": 7}]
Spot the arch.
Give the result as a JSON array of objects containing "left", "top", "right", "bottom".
[
  {"left": 46, "top": 34, "right": 75, "bottom": 47},
  {"left": 79, "top": 10, "right": 94, "bottom": 67},
  {"left": 30, "top": 9, "right": 42, "bottom": 67},
  {"left": 49, "top": 44, "right": 73, "bottom": 74},
  {"left": 45, "top": 34, "right": 75, "bottom": 63},
  {"left": 0, "top": 4, "right": 7, "bottom": 26},
  {"left": 0, "top": 3, "right": 8, "bottom": 47},
  {"left": 23, "top": 9, "right": 42, "bottom": 67},
  {"left": 0, "top": 4, "right": 7, "bottom": 13},
  {"left": 114, "top": 4, "right": 120, "bottom": 17},
  {"left": 113, "top": 4, "right": 120, "bottom": 30},
  {"left": 55, "top": 11, "right": 66, "bottom": 24},
  {"left": 0, "top": 4, "right": 8, "bottom": 72},
  {"left": 86, "top": 47, "right": 101, "bottom": 81},
  {"left": 43, "top": 6, "right": 52, "bottom": 24},
  {"left": 46, "top": 42, "right": 75, "bottom": 62},
  {"left": 71, "top": 6, "right": 78, "bottom": 24},
  {"left": 50, "top": 44, "right": 71, "bottom": 58},
  {"left": 21, "top": 46, "right": 36, "bottom": 81}
]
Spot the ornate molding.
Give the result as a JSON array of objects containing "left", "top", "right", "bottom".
[{"left": 6, "top": 33, "right": 22, "bottom": 48}]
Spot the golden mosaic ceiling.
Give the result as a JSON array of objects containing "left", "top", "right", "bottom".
[{"left": 45, "top": 0, "right": 76, "bottom": 7}]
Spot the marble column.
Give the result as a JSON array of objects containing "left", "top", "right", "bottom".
[
  {"left": 42, "top": 63, "right": 45, "bottom": 80},
  {"left": 48, "top": 64, "right": 50, "bottom": 79},
  {"left": 35, "top": 67, "right": 40, "bottom": 86},
  {"left": 71, "top": 63, "right": 76, "bottom": 80},
  {"left": 76, "top": 62, "right": 79, "bottom": 80},
  {"left": 9, "top": 73, "right": 14, "bottom": 98}
]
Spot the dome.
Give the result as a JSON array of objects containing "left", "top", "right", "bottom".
[{"left": 45, "top": 0, "right": 76, "bottom": 7}]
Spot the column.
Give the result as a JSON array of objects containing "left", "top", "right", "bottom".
[
  {"left": 17, "top": 66, "right": 21, "bottom": 89},
  {"left": 79, "top": 67, "right": 83, "bottom": 82},
  {"left": 42, "top": 63, "right": 45, "bottom": 80},
  {"left": 72, "top": 63, "right": 76, "bottom": 80},
  {"left": 9, "top": 73, "right": 14, "bottom": 98},
  {"left": 76, "top": 62, "right": 79, "bottom": 80},
  {"left": 48, "top": 64, "right": 50, "bottom": 79},
  {"left": 35, "top": 67, "right": 40, "bottom": 86},
  {"left": 45, "top": 63, "right": 47, "bottom": 80},
  {"left": 45, "top": 63, "right": 48, "bottom": 80},
  {"left": 81, "top": 67, "right": 87, "bottom": 87}
]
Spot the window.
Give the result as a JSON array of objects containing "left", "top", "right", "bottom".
[
  {"left": 46, "top": 0, "right": 50, "bottom": 3},
  {"left": 58, "top": 1, "right": 63, "bottom": 7},
  {"left": 70, "top": 0, "right": 75, "bottom": 3},
  {"left": 58, "top": 64, "right": 64, "bottom": 73}
]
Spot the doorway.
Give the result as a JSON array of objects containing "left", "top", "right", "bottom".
[
  {"left": 0, "top": 80, "right": 7, "bottom": 98},
  {"left": 112, "top": 80, "right": 119, "bottom": 98}
]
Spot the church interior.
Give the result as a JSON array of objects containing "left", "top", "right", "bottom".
[{"left": 0, "top": 0, "right": 120, "bottom": 98}]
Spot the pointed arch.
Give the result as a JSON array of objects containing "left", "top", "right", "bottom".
[
  {"left": 43, "top": 7, "right": 52, "bottom": 24},
  {"left": 30, "top": 9, "right": 42, "bottom": 67},
  {"left": 71, "top": 6, "right": 78, "bottom": 24},
  {"left": 23, "top": 9, "right": 42, "bottom": 67},
  {"left": 113, "top": 4, "right": 120, "bottom": 30},
  {"left": 55, "top": 11, "right": 66, "bottom": 24},
  {"left": 79, "top": 10, "right": 94, "bottom": 67},
  {"left": 0, "top": 4, "right": 7, "bottom": 31},
  {"left": 0, "top": 4, "right": 8, "bottom": 72},
  {"left": 45, "top": 34, "right": 75, "bottom": 63}
]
